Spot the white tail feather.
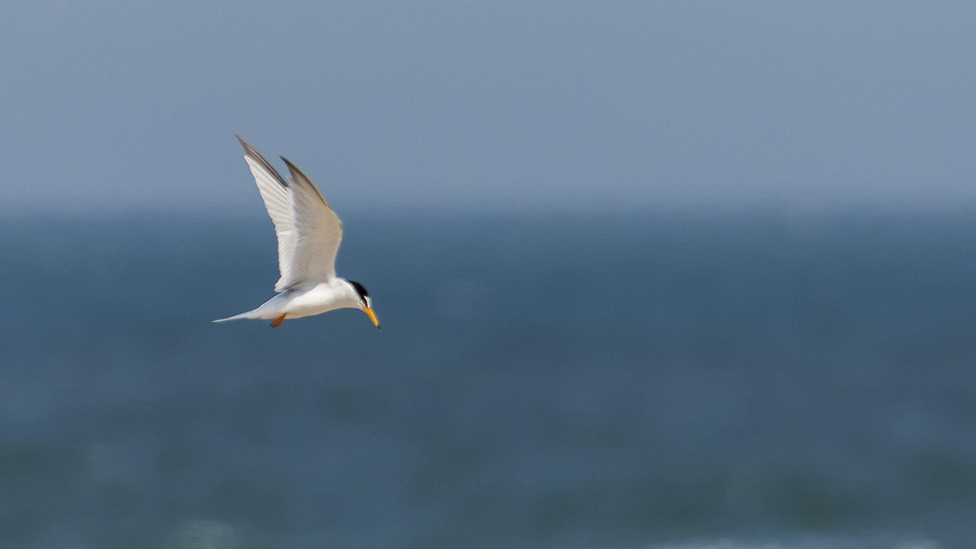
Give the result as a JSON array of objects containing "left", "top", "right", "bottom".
[{"left": 212, "top": 311, "right": 256, "bottom": 323}]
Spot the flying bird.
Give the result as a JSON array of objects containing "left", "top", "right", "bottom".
[{"left": 215, "top": 136, "right": 380, "bottom": 329}]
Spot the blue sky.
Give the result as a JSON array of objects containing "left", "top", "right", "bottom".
[{"left": 1, "top": 1, "right": 974, "bottom": 213}]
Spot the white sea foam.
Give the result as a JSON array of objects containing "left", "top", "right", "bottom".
[{"left": 175, "top": 521, "right": 239, "bottom": 549}]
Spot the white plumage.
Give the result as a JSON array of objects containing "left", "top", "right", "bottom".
[{"left": 214, "top": 136, "right": 380, "bottom": 329}]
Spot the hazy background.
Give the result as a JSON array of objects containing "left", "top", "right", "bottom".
[
  {"left": 3, "top": 3, "right": 976, "bottom": 549},
  {"left": 1, "top": 0, "right": 974, "bottom": 214}
]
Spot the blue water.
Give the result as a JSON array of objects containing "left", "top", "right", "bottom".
[{"left": 1, "top": 210, "right": 975, "bottom": 548}]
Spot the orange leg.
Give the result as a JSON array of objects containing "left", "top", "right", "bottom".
[{"left": 271, "top": 313, "right": 286, "bottom": 327}]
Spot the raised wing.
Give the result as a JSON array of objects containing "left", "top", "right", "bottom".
[{"left": 237, "top": 136, "right": 344, "bottom": 291}]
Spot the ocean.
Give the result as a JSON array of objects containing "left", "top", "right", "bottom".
[{"left": 1, "top": 209, "right": 974, "bottom": 549}]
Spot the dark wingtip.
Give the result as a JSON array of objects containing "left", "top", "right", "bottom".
[
  {"left": 236, "top": 136, "right": 289, "bottom": 189},
  {"left": 236, "top": 135, "right": 260, "bottom": 159},
  {"left": 236, "top": 134, "right": 251, "bottom": 150},
  {"left": 280, "top": 156, "right": 329, "bottom": 205},
  {"left": 280, "top": 156, "right": 299, "bottom": 173}
]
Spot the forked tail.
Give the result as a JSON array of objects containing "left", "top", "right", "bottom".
[
  {"left": 213, "top": 294, "right": 287, "bottom": 324},
  {"left": 212, "top": 311, "right": 256, "bottom": 323}
]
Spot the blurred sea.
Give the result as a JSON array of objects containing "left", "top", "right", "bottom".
[{"left": 1, "top": 210, "right": 975, "bottom": 549}]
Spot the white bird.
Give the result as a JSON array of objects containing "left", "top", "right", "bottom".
[{"left": 215, "top": 136, "right": 380, "bottom": 329}]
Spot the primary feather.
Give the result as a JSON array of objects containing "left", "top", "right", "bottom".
[{"left": 236, "top": 136, "right": 344, "bottom": 291}]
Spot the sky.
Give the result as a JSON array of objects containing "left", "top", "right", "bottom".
[{"left": 1, "top": 1, "right": 975, "bottom": 213}]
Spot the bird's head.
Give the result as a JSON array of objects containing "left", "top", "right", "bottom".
[{"left": 348, "top": 280, "right": 381, "bottom": 330}]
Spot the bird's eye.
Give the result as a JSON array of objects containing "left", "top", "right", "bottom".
[{"left": 349, "top": 280, "right": 369, "bottom": 300}]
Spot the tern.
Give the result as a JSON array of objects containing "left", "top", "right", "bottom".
[{"left": 215, "top": 136, "right": 381, "bottom": 329}]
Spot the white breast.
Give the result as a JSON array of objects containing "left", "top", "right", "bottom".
[{"left": 280, "top": 279, "right": 360, "bottom": 318}]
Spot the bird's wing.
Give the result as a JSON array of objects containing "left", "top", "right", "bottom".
[{"left": 237, "top": 136, "right": 343, "bottom": 291}]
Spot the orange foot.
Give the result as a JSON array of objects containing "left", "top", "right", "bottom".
[{"left": 271, "top": 314, "right": 287, "bottom": 328}]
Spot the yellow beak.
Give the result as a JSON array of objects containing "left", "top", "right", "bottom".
[{"left": 364, "top": 307, "right": 381, "bottom": 330}]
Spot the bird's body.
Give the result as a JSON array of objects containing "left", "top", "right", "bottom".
[
  {"left": 217, "top": 279, "right": 363, "bottom": 321},
  {"left": 215, "top": 137, "right": 380, "bottom": 329}
]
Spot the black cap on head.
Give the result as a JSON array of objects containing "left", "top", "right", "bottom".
[{"left": 349, "top": 280, "right": 369, "bottom": 305}]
